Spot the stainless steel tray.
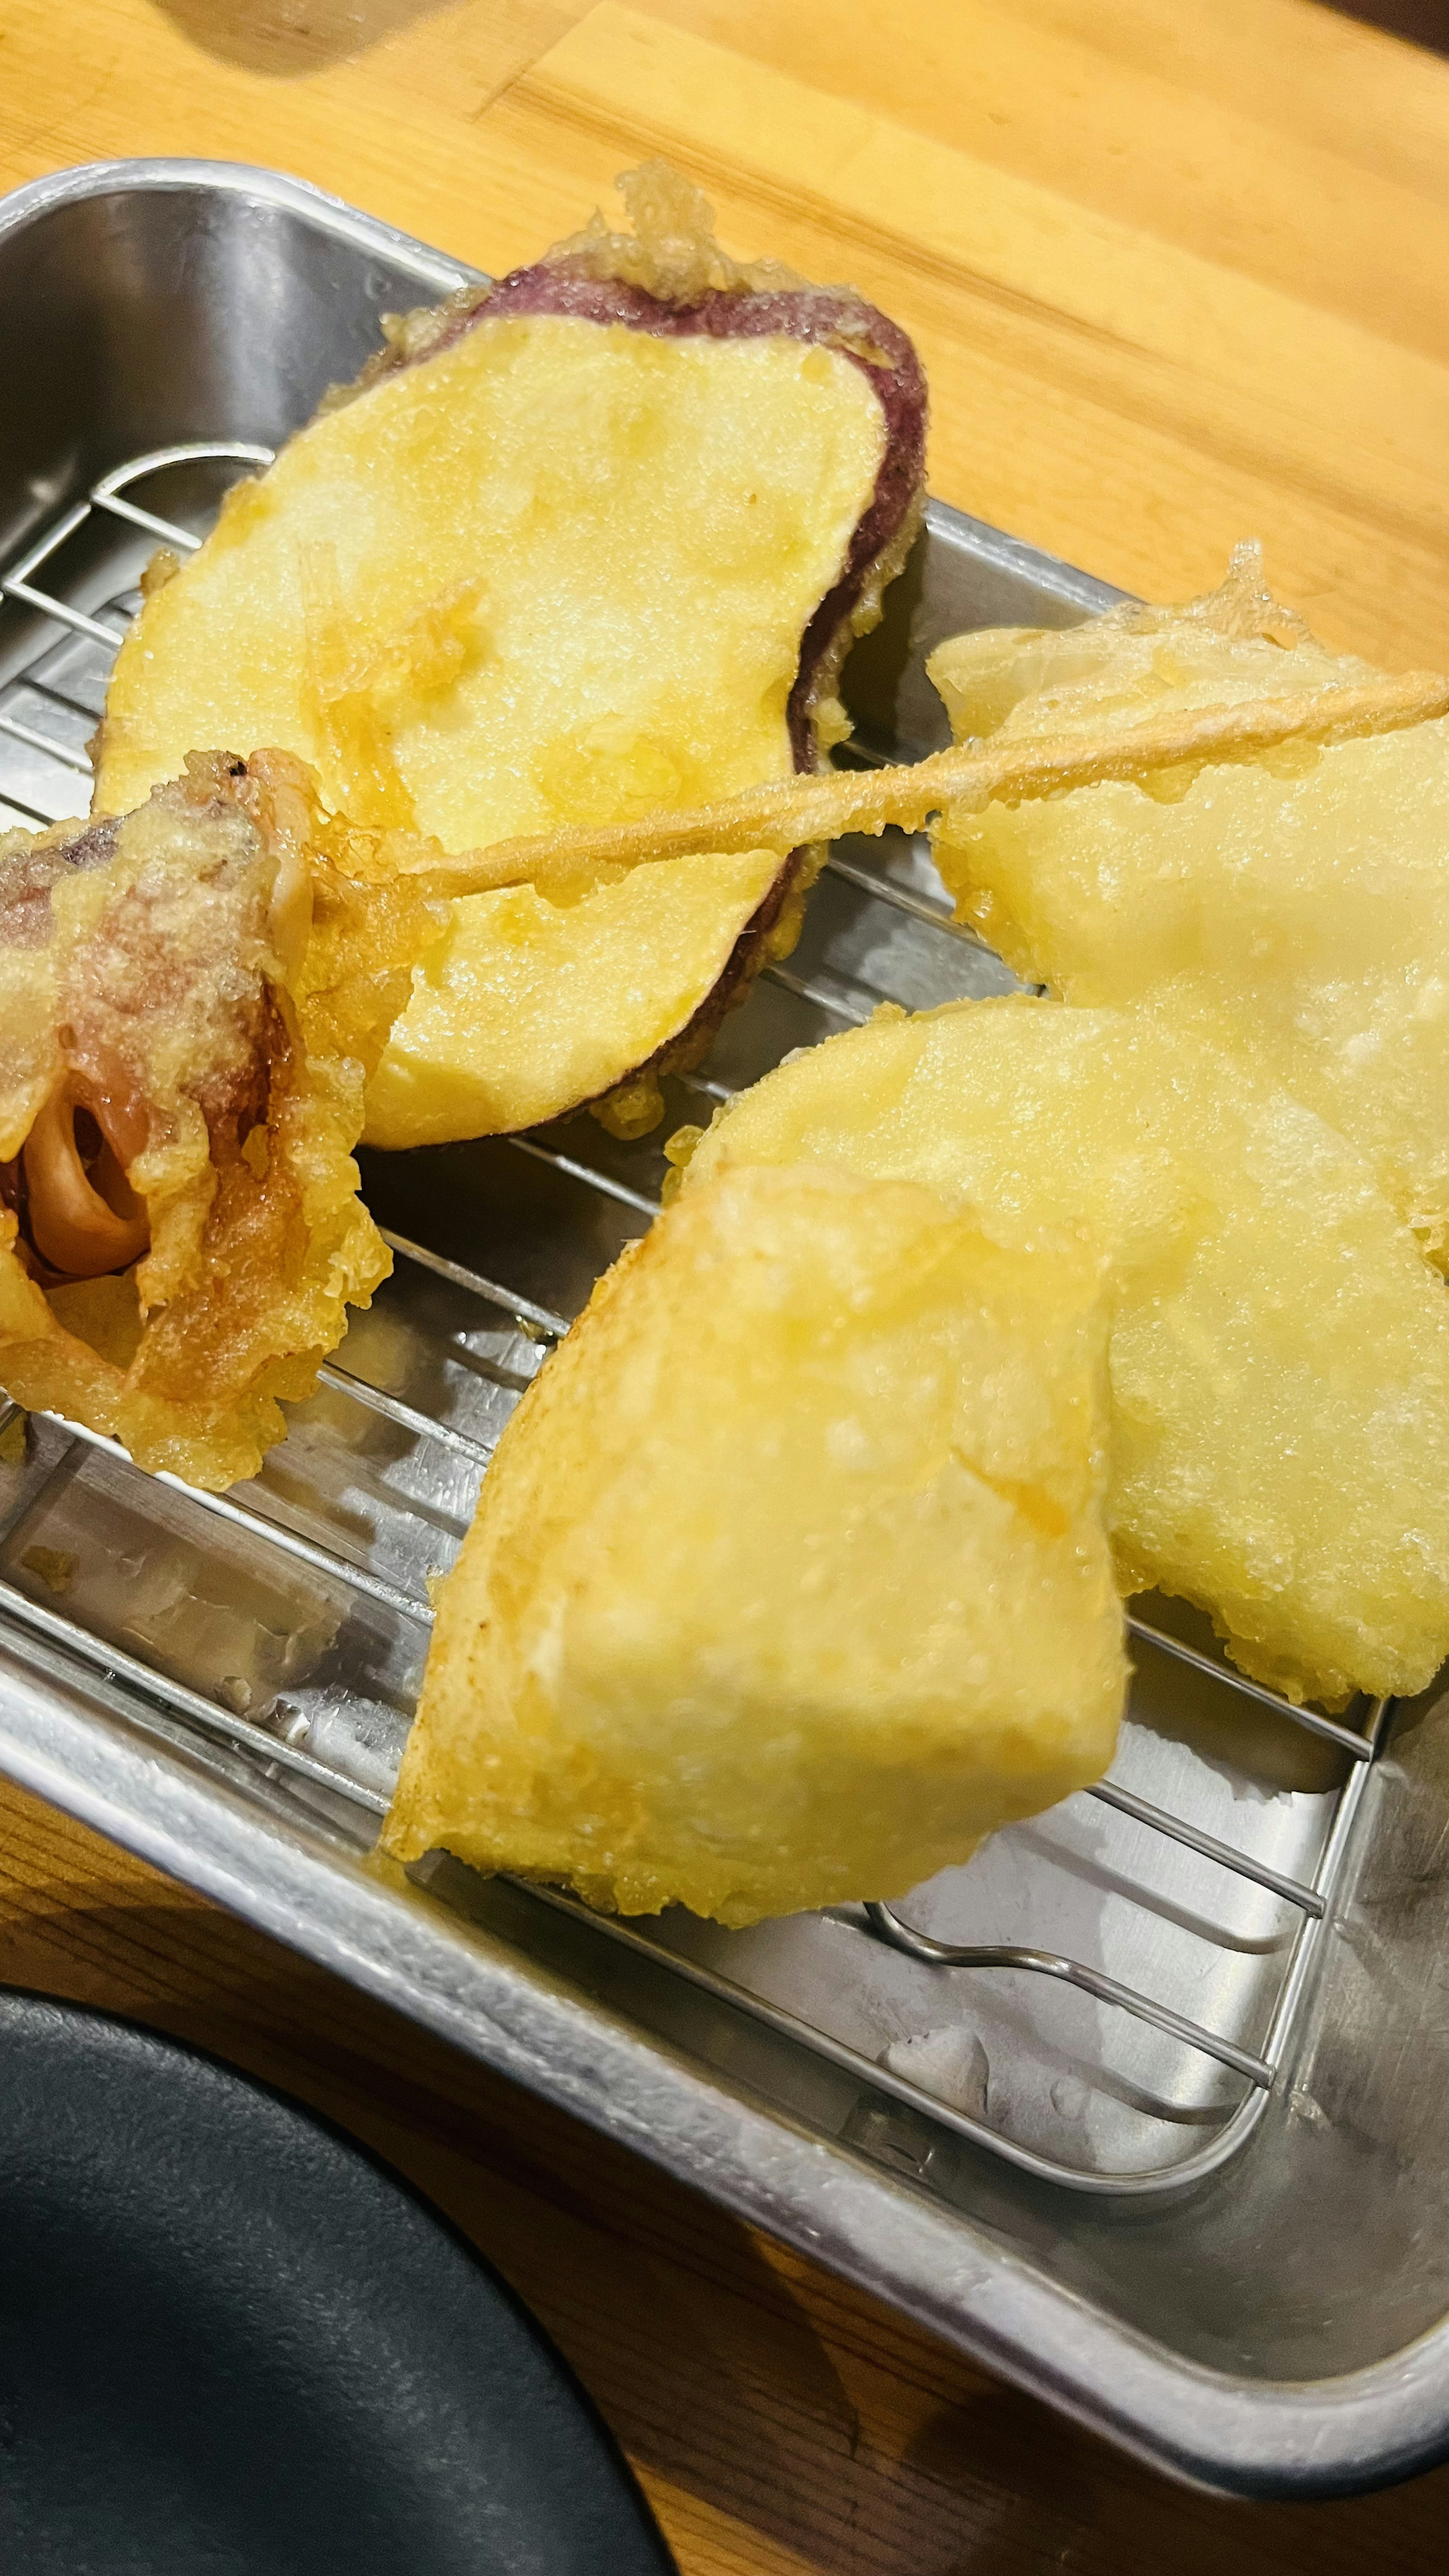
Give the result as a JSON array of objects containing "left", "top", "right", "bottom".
[{"left": 2, "top": 157, "right": 1448, "bottom": 2500}]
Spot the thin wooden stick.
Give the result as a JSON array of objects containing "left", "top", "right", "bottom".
[{"left": 406, "top": 666, "right": 1449, "bottom": 902}]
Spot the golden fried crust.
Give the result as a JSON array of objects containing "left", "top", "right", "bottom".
[
  {"left": 95, "top": 164, "right": 928, "bottom": 1149},
  {"left": 0, "top": 752, "right": 440, "bottom": 1487},
  {"left": 926, "top": 546, "right": 1449, "bottom": 1266},
  {"left": 684, "top": 995, "right": 1449, "bottom": 1710},
  {"left": 386, "top": 1162, "right": 1123, "bottom": 1924},
  {"left": 419, "top": 655, "right": 1449, "bottom": 902}
]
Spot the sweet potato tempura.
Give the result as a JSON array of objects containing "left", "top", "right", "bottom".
[
  {"left": 683, "top": 997, "right": 1449, "bottom": 1710},
  {"left": 0, "top": 752, "right": 438, "bottom": 1487},
  {"left": 387, "top": 1162, "right": 1124, "bottom": 1923},
  {"left": 928, "top": 546, "right": 1449, "bottom": 1261},
  {"left": 96, "top": 163, "right": 926, "bottom": 1148},
  {"left": 420, "top": 646, "right": 1448, "bottom": 895}
]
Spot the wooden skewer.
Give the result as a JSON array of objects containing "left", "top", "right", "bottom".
[{"left": 408, "top": 666, "right": 1449, "bottom": 903}]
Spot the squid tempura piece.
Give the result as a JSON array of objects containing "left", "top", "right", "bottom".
[{"left": 0, "top": 751, "right": 438, "bottom": 1487}]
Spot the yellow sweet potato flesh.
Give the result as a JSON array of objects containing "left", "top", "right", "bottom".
[
  {"left": 385, "top": 1163, "right": 1124, "bottom": 1925},
  {"left": 929, "top": 549, "right": 1449, "bottom": 1261},
  {"left": 364, "top": 846, "right": 784, "bottom": 1148},
  {"left": 686, "top": 997, "right": 1449, "bottom": 1708},
  {"left": 98, "top": 318, "right": 886, "bottom": 1143}
]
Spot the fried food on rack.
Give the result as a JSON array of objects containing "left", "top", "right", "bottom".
[
  {"left": 0, "top": 752, "right": 438, "bottom": 1489},
  {"left": 682, "top": 996, "right": 1449, "bottom": 1710},
  {"left": 95, "top": 162, "right": 927, "bottom": 1146},
  {"left": 427, "top": 643, "right": 1446, "bottom": 896},
  {"left": 927, "top": 545, "right": 1449, "bottom": 1262},
  {"left": 385, "top": 1162, "right": 1125, "bottom": 1925}
]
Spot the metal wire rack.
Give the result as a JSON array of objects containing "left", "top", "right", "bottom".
[{"left": 0, "top": 443, "right": 1390, "bottom": 2199}]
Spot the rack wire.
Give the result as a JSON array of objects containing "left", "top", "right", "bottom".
[{"left": 0, "top": 444, "right": 1391, "bottom": 2197}]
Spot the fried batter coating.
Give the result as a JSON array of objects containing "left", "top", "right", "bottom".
[
  {"left": 95, "top": 164, "right": 927, "bottom": 1147},
  {"left": 0, "top": 753, "right": 438, "bottom": 1487},
  {"left": 684, "top": 997, "right": 1449, "bottom": 1709},
  {"left": 420, "top": 651, "right": 1449, "bottom": 896},
  {"left": 929, "top": 546, "right": 1449, "bottom": 1261},
  {"left": 386, "top": 1163, "right": 1124, "bottom": 1924}
]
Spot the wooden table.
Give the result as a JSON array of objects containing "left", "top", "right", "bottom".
[{"left": 2, "top": 2, "right": 1448, "bottom": 2567}]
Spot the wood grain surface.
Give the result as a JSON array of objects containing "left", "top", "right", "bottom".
[{"left": 2, "top": 3, "right": 1449, "bottom": 2568}]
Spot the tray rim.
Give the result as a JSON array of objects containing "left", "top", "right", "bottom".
[
  {"left": 0, "top": 152, "right": 473, "bottom": 292},
  {"left": 0, "top": 152, "right": 1445, "bottom": 2503},
  {"left": 7, "top": 1630, "right": 1449, "bottom": 2505}
]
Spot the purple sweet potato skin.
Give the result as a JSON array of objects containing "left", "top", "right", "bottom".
[
  {"left": 391, "top": 261, "right": 928, "bottom": 772},
  {"left": 358, "top": 256, "right": 927, "bottom": 1121}
]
